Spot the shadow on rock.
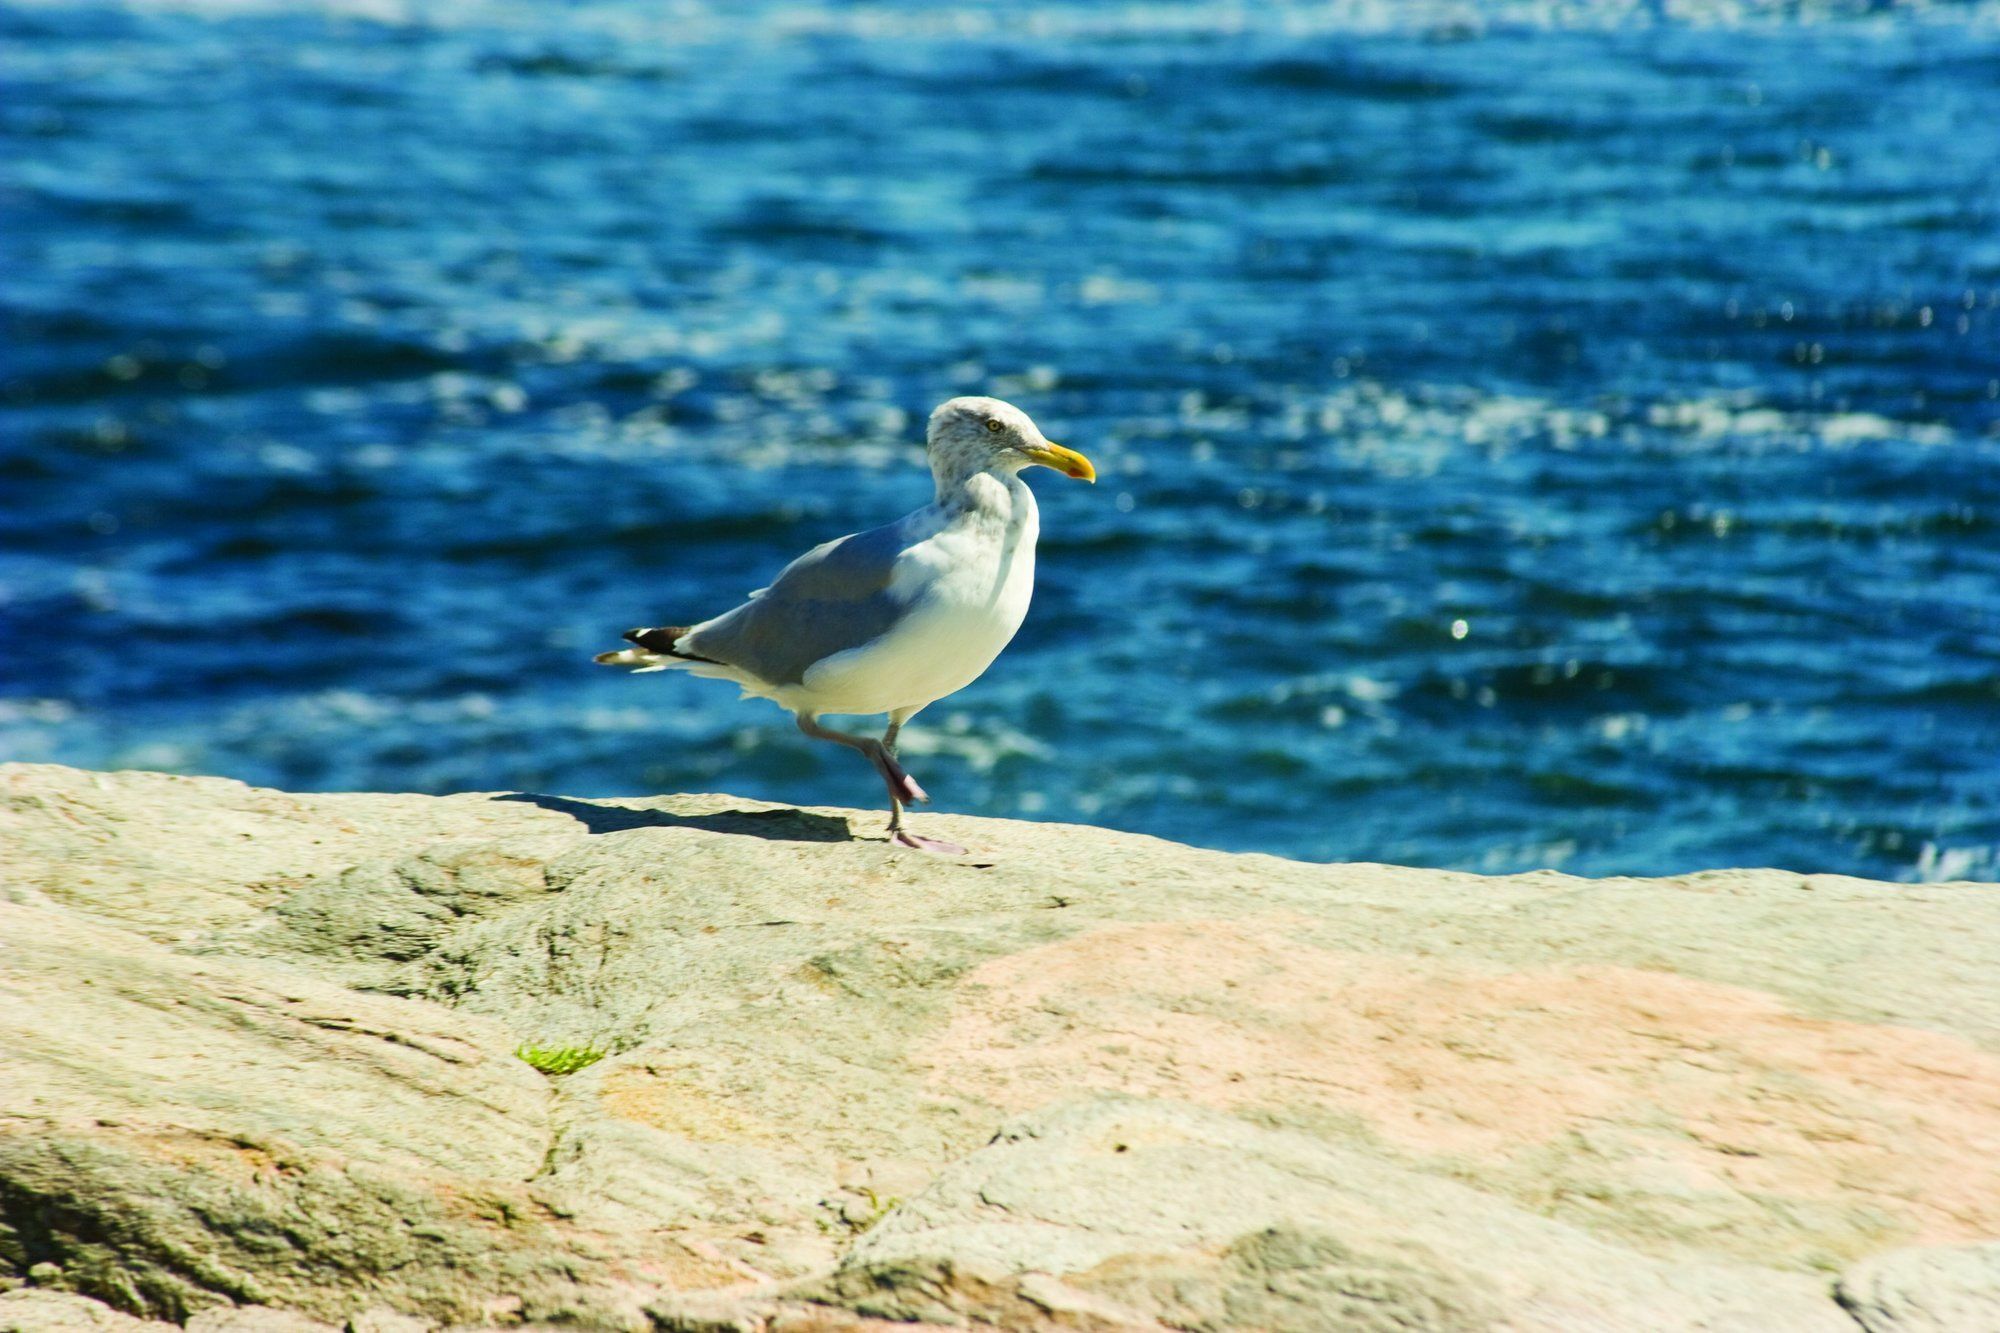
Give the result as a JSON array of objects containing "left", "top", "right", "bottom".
[{"left": 493, "top": 792, "right": 856, "bottom": 842}]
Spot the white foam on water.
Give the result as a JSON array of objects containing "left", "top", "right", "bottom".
[
  {"left": 894, "top": 712, "right": 1053, "bottom": 772},
  {"left": 0, "top": 698, "right": 78, "bottom": 725},
  {"left": 1914, "top": 841, "right": 2000, "bottom": 884}
]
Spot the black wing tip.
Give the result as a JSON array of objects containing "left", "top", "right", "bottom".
[
  {"left": 622, "top": 625, "right": 719, "bottom": 663},
  {"left": 624, "top": 625, "right": 683, "bottom": 651}
]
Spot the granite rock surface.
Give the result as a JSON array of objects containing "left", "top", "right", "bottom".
[{"left": 4, "top": 763, "right": 1998, "bottom": 1331}]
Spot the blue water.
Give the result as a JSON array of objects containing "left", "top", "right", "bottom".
[{"left": 5, "top": 1, "right": 1999, "bottom": 880}]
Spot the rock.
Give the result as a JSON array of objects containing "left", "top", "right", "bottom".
[
  {"left": 3, "top": 762, "right": 2000, "bottom": 1330},
  {"left": 184, "top": 1309, "right": 339, "bottom": 1333},
  {"left": 1836, "top": 1242, "right": 2000, "bottom": 1332},
  {"left": 0, "top": 1290, "right": 175, "bottom": 1333},
  {"left": 823, "top": 1098, "right": 1854, "bottom": 1331},
  {"left": 340, "top": 1313, "right": 432, "bottom": 1333}
]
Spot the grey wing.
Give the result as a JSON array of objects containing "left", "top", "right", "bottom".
[{"left": 679, "top": 519, "right": 919, "bottom": 687}]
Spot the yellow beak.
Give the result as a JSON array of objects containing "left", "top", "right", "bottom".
[{"left": 1021, "top": 441, "right": 1096, "bottom": 483}]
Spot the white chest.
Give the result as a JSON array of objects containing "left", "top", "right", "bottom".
[{"left": 797, "top": 475, "right": 1040, "bottom": 715}]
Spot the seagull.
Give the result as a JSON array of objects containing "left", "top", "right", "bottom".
[{"left": 596, "top": 396, "right": 1096, "bottom": 853}]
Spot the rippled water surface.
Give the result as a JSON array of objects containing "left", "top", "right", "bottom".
[{"left": 6, "top": 0, "right": 2000, "bottom": 879}]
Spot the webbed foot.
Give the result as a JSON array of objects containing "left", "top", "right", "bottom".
[{"left": 891, "top": 829, "right": 969, "bottom": 855}]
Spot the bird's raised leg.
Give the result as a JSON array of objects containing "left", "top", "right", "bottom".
[
  {"left": 797, "top": 713, "right": 959, "bottom": 853},
  {"left": 796, "top": 712, "right": 924, "bottom": 803},
  {"left": 880, "top": 711, "right": 966, "bottom": 855}
]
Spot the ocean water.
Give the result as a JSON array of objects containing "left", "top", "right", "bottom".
[{"left": 4, "top": 0, "right": 1999, "bottom": 880}]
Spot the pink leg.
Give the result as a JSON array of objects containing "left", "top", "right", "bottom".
[
  {"left": 881, "top": 715, "right": 965, "bottom": 856},
  {"left": 871, "top": 745, "right": 929, "bottom": 807},
  {"left": 796, "top": 713, "right": 964, "bottom": 854}
]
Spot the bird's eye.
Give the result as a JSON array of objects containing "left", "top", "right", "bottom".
[{"left": 985, "top": 418, "right": 1005, "bottom": 433}]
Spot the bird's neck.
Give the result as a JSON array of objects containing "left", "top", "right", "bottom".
[{"left": 935, "top": 467, "right": 1031, "bottom": 523}]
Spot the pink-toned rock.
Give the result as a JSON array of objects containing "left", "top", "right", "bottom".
[{"left": 929, "top": 920, "right": 2000, "bottom": 1271}]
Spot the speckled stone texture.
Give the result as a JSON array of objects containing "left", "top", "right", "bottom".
[{"left": 4, "top": 763, "right": 1998, "bottom": 1331}]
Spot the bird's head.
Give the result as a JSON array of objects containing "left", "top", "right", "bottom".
[{"left": 926, "top": 396, "right": 1096, "bottom": 487}]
